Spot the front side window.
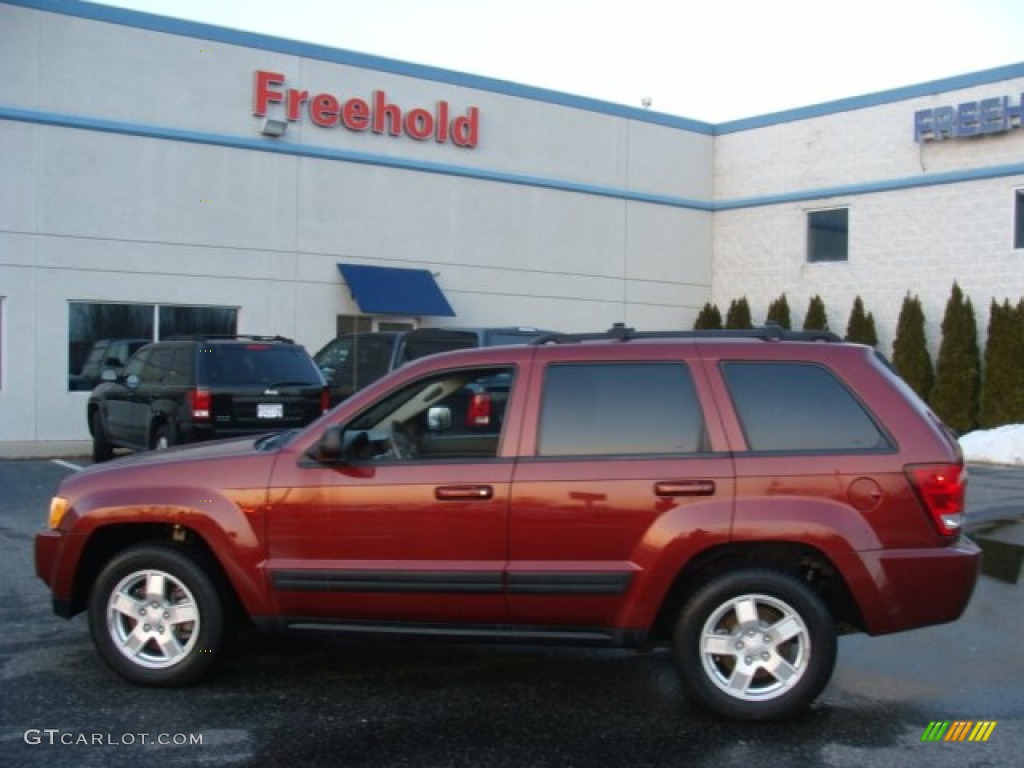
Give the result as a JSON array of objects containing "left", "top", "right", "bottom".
[
  {"left": 722, "top": 362, "right": 889, "bottom": 452},
  {"left": 537, "top": 363, "right": 706, "bottom": 457},
  {"left": 121, "top": 347, "right": 153, "bottom": 380},
  {"left": 807, "top": 208, "right": 849, "bottom": 263},
  {"left": 344, "top": 366, "right": 516, "bottom": 461}
]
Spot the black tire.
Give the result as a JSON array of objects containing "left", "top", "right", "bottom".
[
  {"left": 90, "top": 410, "right": 114, "bottom": 463},
  {"left": 153, "top": 422, "right": 176, "bottom": 451},
  {"left": 87, "top": 545, "right": 225, "bottom": 686},
  {"left": 673, "top": 569, "right": 836, "bottom": 721}
]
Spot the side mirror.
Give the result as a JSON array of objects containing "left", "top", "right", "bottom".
[
  {"left": 427, "top": 406, "right": 452, "bottom": 432},
  {"left": 316, "top": 424, "right": 345, "bottom": 462},
  {"left": 311, "top": 426, "right": 372, "bottom": 463},
  {"left": 124, "top": 373, "right": 140, "bottom": 389}
]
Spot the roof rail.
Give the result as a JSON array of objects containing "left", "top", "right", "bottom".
[
  {"left": 164, "top": 334, "right": 296, "bottom": 344},
  {"left": 530, "top": 323, "right": 841, "bottom": 345}
]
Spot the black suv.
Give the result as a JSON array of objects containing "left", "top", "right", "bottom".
[
  {"left": 315, "top": 326, "right": 554, "bottom": 403},
  {"left": 87, "top": 336, "right": 327, "bottom": 462}
]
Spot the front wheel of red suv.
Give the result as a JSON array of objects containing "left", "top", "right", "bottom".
[
  {"left": 673, "top": 569, "right": 836, "bottom": 721},
  {"left": 88, "top": 545, "right": 225, "bottom": 686}
]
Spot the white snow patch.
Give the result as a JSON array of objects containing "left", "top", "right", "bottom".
[{"left": 959, "top": 424, "right": 1024, "bottom": 466}]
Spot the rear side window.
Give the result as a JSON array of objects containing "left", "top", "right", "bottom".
[
  {"left": 201, "top": 344, "right": 321, "bottom": 387},
  {"left": 722, "top": 362, "right": 889, "bottom": 452},
  {"left": 538, "top": 363, "right": 705, "bottom": 456}
]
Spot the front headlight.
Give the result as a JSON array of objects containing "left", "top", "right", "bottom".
[{"left": 48, "top": 497, "right": 69, "bottom": 530}]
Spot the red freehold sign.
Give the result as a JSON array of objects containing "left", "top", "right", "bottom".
[{"left": 253, "top": 70, "right": 479, "bottom": 147}]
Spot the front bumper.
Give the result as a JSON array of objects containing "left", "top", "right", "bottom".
[{"left": 34, "top": 529, "right": 86, "bottom": 618}]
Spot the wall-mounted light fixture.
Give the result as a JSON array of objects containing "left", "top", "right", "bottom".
[{"left": 261, "top": 118, "right": 287, "bottom": 137}]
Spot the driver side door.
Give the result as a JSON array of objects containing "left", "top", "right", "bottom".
[{"left": 265, "top": 364, "right": 522, "bottom": 627}]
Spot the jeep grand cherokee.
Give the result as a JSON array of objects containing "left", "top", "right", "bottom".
[{"left": 37, "top": 326, "right": 980, "bottom": 720}]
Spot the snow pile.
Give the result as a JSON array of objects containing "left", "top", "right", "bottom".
[{"left": 959, "top": 424, "right": 1024, "bottom": 467}]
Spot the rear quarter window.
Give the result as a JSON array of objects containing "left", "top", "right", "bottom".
[{"left": 721, "top": 361, "right": 890, "bottom": 452}]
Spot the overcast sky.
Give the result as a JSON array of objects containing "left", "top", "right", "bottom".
[{"left": 91, "top": 0, "right": 1023, "bottom": 122}]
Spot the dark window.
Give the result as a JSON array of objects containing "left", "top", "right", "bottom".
[
  {"left": 69, "top": 303, "right": 154, "bottom": 382},
  {"left": 158, "top": 305, "right": 236, "bottom": 338},
  {"left": 200, "top": 344, "right": 321, "bottom": 388},
  {"left": 316, "top": 334, "right": 398, "bottom": 392},
  {"left": 808, "top": 208, "right": 849, "bottom": 263},
  {"left": 336, "top": 315, "right": 372, "bottom": 336},
  {"left": 139, "top": 346, "right": 171, "bottom": 385},
  {"left": 68, "top": 302, "right": 237, "bottom": 390},
  {"left": 722, "top": 362, "right": 889, "bottom": 452},
  {"left": 538, "top": 363, "right": 705, "bottom": 456},
  {"left": 1015, "top": 189, "right": 1024, "bottom": 249},
  {"left": 122, "top": 347, "right": 152, "bottom": 380}
]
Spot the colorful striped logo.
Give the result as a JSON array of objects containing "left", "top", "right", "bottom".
[{"left": 921, "top": 721, "right": 997, "bottom": 742}]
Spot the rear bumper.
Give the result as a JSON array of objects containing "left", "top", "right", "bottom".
[{"left": 846, "top": 538, "right": 982, "bottom": 635}]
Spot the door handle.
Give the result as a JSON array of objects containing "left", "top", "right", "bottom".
[
  {"left": 655, "top": 480, "right": 716, "bottom": 497},
  {"left": 435, "top": 485, "right": 494, "bottom": 500}
]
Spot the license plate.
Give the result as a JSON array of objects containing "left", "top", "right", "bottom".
[{"left": 257, "top": 403, "right": 284, "bottom": 419}]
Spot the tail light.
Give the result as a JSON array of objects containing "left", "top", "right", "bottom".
[
  {"left": 905, "top": 463, "right": 967, "bottom": 536},
  {"left": 189, "top": 388, "right": 212, "bottom": 421},
  {"left": 320, "top": 386, "right": 331, "bottom": 414},
  {"left": 467, "top": 391, "right": 492, "bottom": 427}
]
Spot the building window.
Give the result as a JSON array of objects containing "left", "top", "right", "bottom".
[
  {"left": 807, "top": 208, "right": 849, "bottom": 263},
  {"left": 1015, "top": 189, "right": 1024, "bottom": 249},
  {"left": 336, "top": 315, "right": 373, "bottom": 336},
  {"left": 336, "top": 314, "right": 416, "bottom": 335},
  {"left": 68, "top": 302, "right": 237, "bottom": 391}
]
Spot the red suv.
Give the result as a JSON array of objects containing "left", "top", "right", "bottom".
[{"left": 35, "top": 326, "right": 980, "bottom": 720}]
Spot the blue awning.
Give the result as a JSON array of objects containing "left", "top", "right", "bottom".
[{"left": 337, "top": 264, "right": 455, "bottom": 317}]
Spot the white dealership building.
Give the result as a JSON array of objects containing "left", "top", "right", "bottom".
[{"left": 1, "top": 0, "right": 1023, "bottom": 450}]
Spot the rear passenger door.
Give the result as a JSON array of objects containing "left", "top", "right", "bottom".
[{"left": 507, "top": 347, "right": 735, "bottom": 634}]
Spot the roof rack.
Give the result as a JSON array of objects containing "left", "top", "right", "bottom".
[
  {"left": 530, "top": 323, "right": 841, "bottom": 345},
  {"left": 164, "top": 334, "right": 295, "bottom": 344}
]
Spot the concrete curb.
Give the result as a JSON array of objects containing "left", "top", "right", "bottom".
[{"left": 0, "top": 441, "right": 92, "bottom": 460}]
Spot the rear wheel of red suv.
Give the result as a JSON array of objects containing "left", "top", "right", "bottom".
[
  {"left": 88, "top": 545, "right": 225, "bottom": 686},
  {"left": 673, "top": 569, "right": 836, "bottom": 720}
]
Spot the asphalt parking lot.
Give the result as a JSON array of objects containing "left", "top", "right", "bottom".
[{"left": 1, "top": 459, "right": 1021, "bottom": 767}]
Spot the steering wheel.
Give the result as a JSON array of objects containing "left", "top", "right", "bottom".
[{"left": 389, "top": 420, "right": 419, "bottom": 460}]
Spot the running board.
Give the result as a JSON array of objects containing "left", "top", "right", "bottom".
[{"left": 255, "top": 617, "right": 647, "bottom": 647}]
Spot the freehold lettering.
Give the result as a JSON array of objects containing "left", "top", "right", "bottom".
[
  {"left": 914, "top": 94, "right": 1024, "bottom": 142},
  {"left": 253, "top": 70, "right": 479, "bottom": 147}
]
